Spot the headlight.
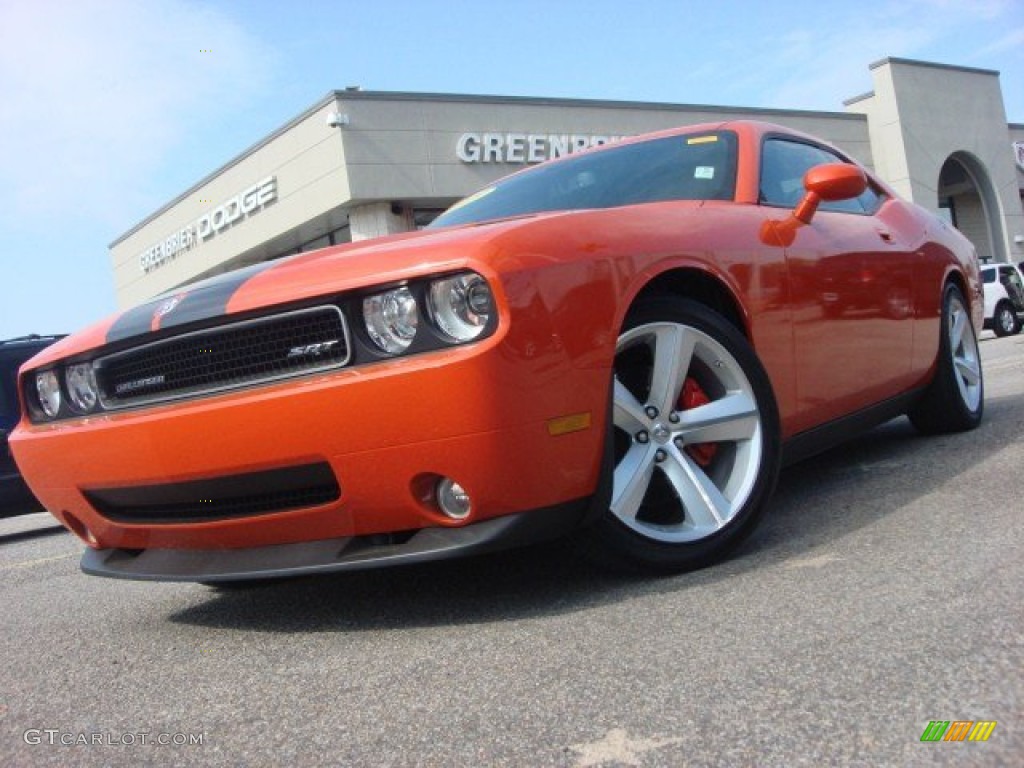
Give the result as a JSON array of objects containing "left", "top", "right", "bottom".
[
  {"left": 35, "top": 370, "right": 61, "bottom": 418},
  {"left": 66, "top": 363, "right": 99, "bottom": 413},
  {"left": 363, "top": 286, "right": 419, "bottom": 354},
  {"left": 427, "top": 273, "right": 493, "bottom": 342}
]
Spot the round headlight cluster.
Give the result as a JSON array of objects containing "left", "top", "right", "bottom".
[
  {"left": 66, "top": 363, "right": 99, "bottom": 413},
  {"left": 428, "top": 273, "right": 493, "bottom": 342},
  {"left": 35, "top": 370, "right": 61, "bottom": 418},
  {"left": 33, "top": 363, "right": 101, "bottom": 420},
  {"left": 362, "top": 272, "right": 494, "bottom": 355},
  {"left": 363, "top": 286, "right": 419, "bottom": 354}
]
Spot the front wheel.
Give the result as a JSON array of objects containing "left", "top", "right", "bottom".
[
  {"left": 993, "top": 302, "right": 1019, "bottom": 337},
  {"left": 582, "top": 297, "right": 781, "bottom": 573},
  {"left": 908, "top": 283, "right": 984, "bottom": 434}
]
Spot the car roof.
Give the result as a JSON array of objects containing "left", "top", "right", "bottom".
[
  {"left": 0, "top": 335, "right": 66, "bottom": 362},
  {"left": 1, "top": 334, "right": 65, "bottom": 348}
]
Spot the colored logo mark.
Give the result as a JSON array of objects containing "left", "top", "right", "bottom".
[{"left": 920, "top": 720, "right": 996, "bottom": 742}]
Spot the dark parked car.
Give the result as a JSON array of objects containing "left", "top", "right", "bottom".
[{"left": 1, "top": 335, "right": 64, "bottom": 515}]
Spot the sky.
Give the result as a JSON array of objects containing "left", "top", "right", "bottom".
[{"left": 1, "top": 0, "right": 1022, "bottom": 339}]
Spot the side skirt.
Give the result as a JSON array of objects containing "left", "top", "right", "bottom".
[{"left": 781, "top": 389, "right": 925, "bottom": 467}]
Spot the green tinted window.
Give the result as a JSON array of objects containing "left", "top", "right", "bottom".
[
  {"left": 760, "top": 138, "right": 882, "bottom": 215},
  {"left": 432, "top": 131, "right": 738, "bottom": 228}
]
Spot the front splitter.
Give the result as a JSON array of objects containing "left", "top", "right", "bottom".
[{"left": 80, "top": 498, "right": 588, "bottom": 582}]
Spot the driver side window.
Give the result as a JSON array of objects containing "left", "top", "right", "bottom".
[{"left": 760, "top": 138, "right": 881, "bottom": 215}]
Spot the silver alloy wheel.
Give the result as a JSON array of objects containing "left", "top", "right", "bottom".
[
  {"left": 612, "top": 322, "right": 762, "bottom": 543},
  {"left": 996, "top": 305, "right": 1016, "bottom": 335},
  {"left": 949, "top": 294, "right": 982, "bottom": 411}
]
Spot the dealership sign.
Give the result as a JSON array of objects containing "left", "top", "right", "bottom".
[
  {"left": 456, "top": 133, "right": 623, "bottom": 164},
  {"left": 138, "top": 177, "right": 277, "bottom": 273}
]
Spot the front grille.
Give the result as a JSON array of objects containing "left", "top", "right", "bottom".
[
  {"left": 83, "top": 462, "right": 341, "bottom": 524},
  {"left": 95, "top": 306, "right": 350, "bottom": 408}
]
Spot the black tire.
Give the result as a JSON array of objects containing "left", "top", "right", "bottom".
[
  {"left": 908, "top": 283, "right": 984, "bottom": 434},
  {"left": 581, "top": 297, "right": 781, "bottom": 573},
  {"left": 993, "top": 301, "right": 1018, "bottom": 337}
]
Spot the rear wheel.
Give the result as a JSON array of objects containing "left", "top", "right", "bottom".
[
  {"left": 993, "top": 301, "right": 1019, "bottom": 337},
  {"left": 908, "top": 283, "right": 983, "bottom": 434},
  {"left": 583, "top": 297, "right": 781, "bottom": 572}
]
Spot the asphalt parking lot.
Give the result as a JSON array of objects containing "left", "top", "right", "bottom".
[{"left": 1, "top": 333, "right": 1021, "bottom": 767}]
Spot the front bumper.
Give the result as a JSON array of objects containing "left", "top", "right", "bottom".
[
  {"left": 81, "top": 498, "right": 589, "bottom": 581},
  {"left": 12, "top": 330, "right": 609, "bottom": 555}
]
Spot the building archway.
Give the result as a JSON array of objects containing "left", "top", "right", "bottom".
[{"left": 937, "top": 151, "right": 1006, "bottom": 264}]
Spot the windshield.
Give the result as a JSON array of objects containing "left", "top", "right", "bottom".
[{"left": 431, "top": 130, "right": 738, "bottom": 228}]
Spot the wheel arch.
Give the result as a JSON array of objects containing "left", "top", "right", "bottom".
[
  {"left": 944, "top": 268, "right": 967, "bottom": 303},
  {"left": 625, "top": 267, "right": 750, "bottom": 339},
  {"left": 942, "top": 266, "right": 986, "bottom": 334}
]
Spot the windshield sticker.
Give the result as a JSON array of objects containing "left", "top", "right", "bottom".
[
  {"left": 686, "top": 135, "right": 718, "bottom": 145},
  {"left": 695, "top": 166, "right": 715, "bottom": 179}
]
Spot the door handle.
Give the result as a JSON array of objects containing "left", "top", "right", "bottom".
[{"left": 877, "top": 230, "right": 894, "bottom": 243}]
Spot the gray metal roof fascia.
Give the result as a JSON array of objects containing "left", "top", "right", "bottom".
[{"left": 111, "top": 90, "right": 866, "bottom": 248}]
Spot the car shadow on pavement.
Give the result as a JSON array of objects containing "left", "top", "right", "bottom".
[
  {"left": 169, "top": 396, "right": 1018, "bottom": 634},
  {"left": 0, "top": 520, "right": 65, "bottom": 545}
]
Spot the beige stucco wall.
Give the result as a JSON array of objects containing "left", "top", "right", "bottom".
[
  {"left": 954, "top": 194, "right": 995, "bottom": 261},
  {"left": 349, "top": 201, "right": 411, "bottom": 240},
  {"left": 846, "top": 59, "right": 1024, "bottom": 263},
  {"left": 111, "top": 98, "right": 351, "bottom": 308}
]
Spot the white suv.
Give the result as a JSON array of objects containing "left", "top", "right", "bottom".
[{"left": 981, "top": 263, "right": 1024, "bottom": 336}]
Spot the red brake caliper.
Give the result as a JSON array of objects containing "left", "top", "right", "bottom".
[{"left": 679, "top": 377, "right": 718, "bottom": 467}]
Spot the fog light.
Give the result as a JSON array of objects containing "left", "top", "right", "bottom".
[
  {"left": 436, "top": 477, "right": 471, "bottom": 520},
  {"left": 63, "top": 510, "right": 99, "bottom": 547}
]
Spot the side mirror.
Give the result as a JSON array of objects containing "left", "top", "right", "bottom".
[{"left": 793, "top": 163, "right": 867, "bottom": 224}]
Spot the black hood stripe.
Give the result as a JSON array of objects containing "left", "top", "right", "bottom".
[{"left": 106, "top": 261, "right": 279, "bottom": 344}]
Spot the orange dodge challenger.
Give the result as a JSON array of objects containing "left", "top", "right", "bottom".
[{"left": 10, "top": 121, "right": 984, "bottom": 582}]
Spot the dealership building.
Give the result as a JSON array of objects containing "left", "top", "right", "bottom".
[{"left": 111, "top": 57, "right": 1024, "bottom": 309}]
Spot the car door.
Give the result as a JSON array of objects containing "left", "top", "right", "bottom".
[{"left": 759, "top": 137, "right": 915, "bottom": 432}]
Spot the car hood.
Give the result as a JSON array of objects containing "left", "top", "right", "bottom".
[
  {"left": 25, "top": 209, "right": 615, "bottom": 367},
  {"left": 30, "top": 199, "right": 714, "bottom": 368}
]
